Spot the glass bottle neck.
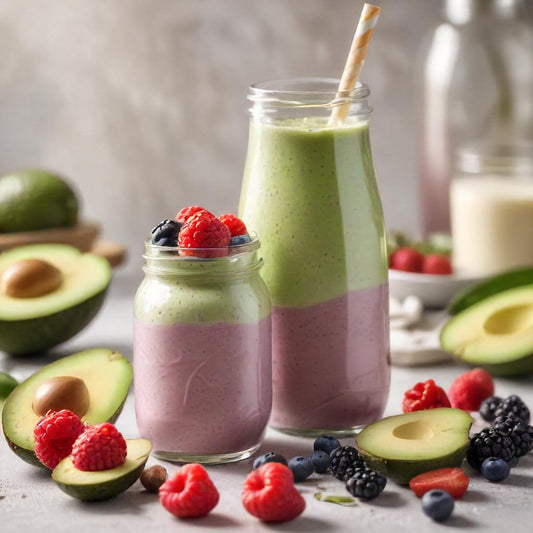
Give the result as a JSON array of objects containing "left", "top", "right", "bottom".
[{"left": 445, "top": 0, "right": 521, "bottom": 24}]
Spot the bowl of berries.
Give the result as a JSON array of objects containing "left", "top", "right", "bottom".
[{"left": 387, "top": 232, "right": 483, "bottom": 309}]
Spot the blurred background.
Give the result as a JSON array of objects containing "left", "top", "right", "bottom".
[{"left": 0, "top": 0, "right": 532, "bottom": 277}]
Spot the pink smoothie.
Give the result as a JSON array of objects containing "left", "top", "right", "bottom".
[
  {"left": 134, "top": 318, "right": 271, "bottom": 454},
  {"left": 270, "top": 284, "right": 390, "bottom": 431}
]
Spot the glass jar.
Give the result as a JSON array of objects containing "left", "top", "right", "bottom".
[
  {"left": 133, "top": 236, "right": 271, "bottom": 464},
  {"left": 239, "top": 78, "right": 390, "bottom": 437},
  {"left": 451, "top": 142, "right": 533, "bottom": 275}
]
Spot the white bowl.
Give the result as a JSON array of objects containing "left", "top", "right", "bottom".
[{"left": 388, "top": 269, "right": 484, "bottom": 309}]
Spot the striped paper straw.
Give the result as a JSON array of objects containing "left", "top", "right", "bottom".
[{"left": 328, "top": 3, "right": 381, "bottom": 126}]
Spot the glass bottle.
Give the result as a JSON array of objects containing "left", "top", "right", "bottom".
[
  {"left": 133, "top": 236, "right": 271, "bottom": 464},
  {"left": 416, "top": 0, "right": 533, "bottom": 234},
  {"left": 239, "top": 78, "right": 390, "bottom": 437}
]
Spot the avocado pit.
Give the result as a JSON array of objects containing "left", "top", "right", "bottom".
[
  {"left": 32, "top": 376, "right": 90, "bottom": 418},
  {"left": 0, "top": 258, "right": 62, "bottom": 298}
]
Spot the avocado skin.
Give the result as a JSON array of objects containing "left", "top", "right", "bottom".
[
  {"left": 0, "top": 169, "right": 78, "bottom": 233},
  {"left": 357, "top": 444, "right": 469, "bottom": 485},
  {"left": 0, "top": 289, "right": 107, "bottom": 355}
]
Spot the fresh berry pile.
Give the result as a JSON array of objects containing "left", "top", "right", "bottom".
[
  {"left": 389, "top": 247, "right": 453, "bottom": 275},
  {"left": 150, "top": 206, "right": 250, "bottom": 257}
]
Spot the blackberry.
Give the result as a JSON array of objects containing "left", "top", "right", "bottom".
[
  {"left": 467, "top": 427, "right": 516, "bottom": 471},
  {"left": 329, "top": 446, "right": 364, "bottom": 481},
  {"left": 479, "top": 396, "right": 502, "bottom": 422},
  {"left": 151, "top": 219, "right": 181, "bottom": 245},
  {"left": 494, "top": 395, "right": 530, "bottom": 424},
  {"left": 345, "top": 466, "right": 387, "bottom": 500},
  {"left": 492, "top": 414, "right": 533, "bottom": 458}
]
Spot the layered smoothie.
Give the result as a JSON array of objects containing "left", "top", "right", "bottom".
[
  {"left": 240, "top": 114, "right": 390, "bottom": 433},
  {"left": 134, "top": 240, "right": 271, "bottom": 461}
]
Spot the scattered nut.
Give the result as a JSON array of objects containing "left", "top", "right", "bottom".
[
  {"left": 0, "top": 259, "right": 62, "bottom": 298},
  {"left": 140, "top": 465, "right": 168, "bottom": 493},
  {"left": 32, "top": 376, "right": 90, "bottom": 418}
]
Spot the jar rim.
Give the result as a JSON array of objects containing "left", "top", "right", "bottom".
[{"left": 456, "top": 142, "right": 533, "bottom": 175}]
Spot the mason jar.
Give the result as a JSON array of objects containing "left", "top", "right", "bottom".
[
  {"left": 239, "top": 78, "right": 390, "bottom": 436},
  {"left": 133, "top": 235, "right": 271, "bottom": 463}
]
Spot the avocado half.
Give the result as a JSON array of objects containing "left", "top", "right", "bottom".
[
  {"left": 52, "top": 439, "right": 151, "bottom": 501},
  {"left": 441, "top": 284, "right": 533, "bottom": 376},
  {"left": 2, "top": 348, "right": 133, "bottom": 467},
  {"left": 0, "top": 244, "right": 111, "bottom": 355},
  {"left": 355, "top": 408, "right": 473, "bottom": 484},
  {"left": 0, "top": 372, "right": 18, "bottom": 412}
]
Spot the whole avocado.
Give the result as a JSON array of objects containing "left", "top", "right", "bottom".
[{"left": 0, "top": 169, "right": 78, "bottom": 233}]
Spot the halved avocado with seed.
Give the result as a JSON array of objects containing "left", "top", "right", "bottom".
[
  {"left": 441, "top": 284, "right": 533, "bottom": 376},
  {"left": 2, "top": 348, "right": 133, "bottom": 467},
  {"left": 355, "top": 408, "right": 473, "bottom": 484},
  {"left": 52, "top": 439, "right": 151, "bottom": 501},
  {"left": 0, "top": 243, "right": 110, "bottom": 355}
]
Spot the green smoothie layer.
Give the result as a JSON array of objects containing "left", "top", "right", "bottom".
[{"left": 239, "top": 117, "right": 387, "bottom": 308}]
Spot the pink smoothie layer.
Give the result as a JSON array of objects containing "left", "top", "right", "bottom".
[
  {"left": 134, "top": 317, "right": 271, "bottom": 454},
  {"left": 270, "top": 284, "right": 390, "bottom": 431}
]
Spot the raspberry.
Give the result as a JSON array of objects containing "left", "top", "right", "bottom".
[
  {"left": 389, "top": 247, "right": 424, "bottom": 273},
  {"left": 159, "top": 463, "right": 219, "bottom": 518},
  {"left": 71, "top": 423, "right": 127, "bottom": 471},
  {"left": 33, "top": 409, "right": 85, "bottom": 469},
  {"left": 175, "top": 206, "right": 214, "bottom": 224},
  {"left": 219, "top": 214, "right": 247, "bottom": 237},
  {"left": 178, "top": 213, "right": 231, "bottom": 258},
  {"left": 402, "top": 379, "right": 451, "bottom": 413},
  {"left": 423, "top": 254, "right": 453, "bottom": 275},
  {"left": 242, "top": 462, "right": 305, "bottom": 523},
  {"left": 448, "top": 368, "right": 494, "bottom": 411}
]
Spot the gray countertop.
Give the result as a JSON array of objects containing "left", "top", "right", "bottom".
[{"left": 1, "top": 275, "right": 532, "bottom": 532}]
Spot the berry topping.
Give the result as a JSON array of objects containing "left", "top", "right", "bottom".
[
  {"left": 71, "top": 422, "right": 127, "bottom": 472},
  {"left": 329, "top": 446, "right": 364, "bottom": 481},
  {"left": 481, "top": 457, "right": 510, "bottom": 482},
  {"left": 491, "top": 414, "right": 533, "bottom": 458},
  {"left": 242, "top": 462, "right": 305, "bottom": 523},
  {"left": 178, "top": 213, "right": 231, "bottom": 258},
  {"left": 467, "top": 427, "right": 516, "bottom": 471},
  {"left": 219, "top": 214, "right": 247, "bottom": 237},
  {"left": 140, "top": 465, "right": 169, "bottom": 493},
  {"left": 151, "top": 219, "right": 181, "bottom": 246},
  {"left": 494, "top": 395, "right": 530, "bottom": 424},
  {"left": 175, "top": 206, "right": 214, "bottom": 224},
  {"left": 309, "top": 450, "right": 330, "bottom": 474},
  {"left": 253, "top": 451, "right": 287, "bottom": 470},
  {"left": 230, "top": 234, "right": 252, "bottom": 247},
  {"left": 389, "top": 247, "right": 424, "bottom": 273},
  {"left": 479, "top": 396, "right": 503, "bottom": 422},
  {"left": 345, "top": 466, "right": 387, "bottom": 500},
  {"left": 314, "top": 435, "right": 341, "bottom": 455},
  {"left": 402, "top": 379, "right": 451, "bottom": 413},
  {"left": 422, "top": 254, "right": 453, "bottom": 275},
  {"left": 288, "top": 456, "right": 314, "bottom": 483},
  {"left": 33, "top": 409, "right": 85, "bottom": 469},
  {"left": 448, "top": 368, "right": 494, "bottom": 412},
  {"left": 159, "top": 463, "right": 219, "bottom": 518},
  {"left": 409, "top": 468, "right": 469, "bottom": 500},
  {"left": 421, "top": 490, "right": 454, "bottom": 522}
]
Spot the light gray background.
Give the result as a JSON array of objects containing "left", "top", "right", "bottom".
[{"left": 0, "top": 0, "right": 530, "bottom": 276}]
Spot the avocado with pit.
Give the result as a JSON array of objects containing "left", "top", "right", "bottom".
[
  {"left": 0, "top": 169, "right": 78, "bottom": 233},
  {"left": 52, "top": 439, "right": 151, "bottom": 501},
  {"left": 441, "top": 284, "right": 533, "bottom": 376},
  {"left": 2, "top": 348, "right": 133, "bottom": 467},
  {"left": 355, "top": 408, "right": 473, "bottom": 484},
  {"left": 0, "top": 243, "right": 111, "bottom": 355}
]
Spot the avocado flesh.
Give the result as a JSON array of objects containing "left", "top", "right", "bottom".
[
  {"left": 2, "top": 348, "right": 133, "bottom": 467},
  {"left": 441, "top": 285, "right": 533, "bottom": 376},
  {"left": 0, "top": 244, "right": 111, "bottom": 355},
  {"left": 355, "top": 408, "right": 473, "bottom": 484},
  {"left": 52, "top": 439, "right": 151, "bottom": 501}
]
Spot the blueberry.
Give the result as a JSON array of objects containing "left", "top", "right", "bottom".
[
  {"left": 154, "top": 237, "right": 177, "bottom": 247},
  {"left": 421, "top": 490, "right": 454, "bottom": 522},
  {"left": 230, "top": 234, "right": 251, "bottom": 246},
  {"left": 252, "top": 451, "right": 287, "bottom": 470},
  {"left": 481, "top": 457, "right": 510, "bottom": 482},
  {"left": 309, "top": 450, "right": 330, "bottom": 473},
  {"left": 152, "top": 219, "right": 181, "bottom": 244},
  {"left": 314, "top": 435, "right": 341, "bottom": 455},
  {"left": 288, "top": 456, "right": 314, "bottom": 482}
]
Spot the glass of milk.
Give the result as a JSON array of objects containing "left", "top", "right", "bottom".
[{"left": 451, "top": 143, "right": 533, "bottom": 276}]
